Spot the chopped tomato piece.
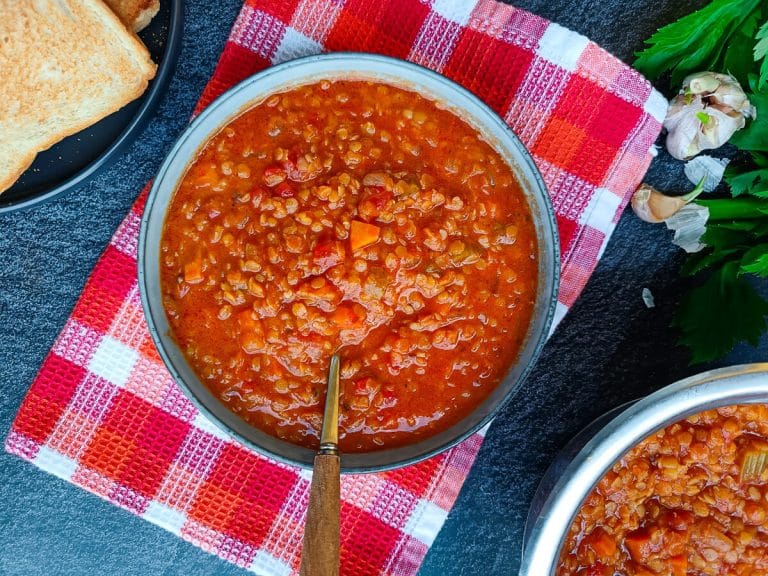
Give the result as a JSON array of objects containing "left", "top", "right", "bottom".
[
  {"left": 274, "top": 181, "right": 295, "bottom": 198},
  {"left": 358, "top": 187, "right": 393, "bottom": 221},
  {"left": 664, "top": 509, "right": 694, "bottom": 531},
  {"left": 350, "top": 220, "right": 381, "bottom": 251},
  {"left": 669, "top": 554, "right": 687, "bottom": 576},
  {"left": 262, "top": 166, "right": 286, "bottom": 186},
  {"left": 312, "top": 244, "right": 344, "bottom": 273},
  {"left": 282, "top": 148, "right": 322, "bottom": 182},
  {"left": 353, "top": 377, "right": 374, "bottom": 394}
]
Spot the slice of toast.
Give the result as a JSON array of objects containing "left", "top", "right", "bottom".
[
  {"left": 103, "top": 0, "right": 160, "bottom": 32},
  {"left": 0, "top": 0, "right": 157, "bottom": 194}
]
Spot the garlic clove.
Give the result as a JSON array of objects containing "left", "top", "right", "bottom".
[
  {"left": 631, "top": 179, "right": 706, "bottom": 224},
  {"left": 632, "top": 184, "right": 688, "bottom": 223},
  {"left": 685, "top": 71, "right": 723, "bottom": 95},
  {"left": 664, "top": 99, "right": 705, "bottom": 160},
  {"left": 698, "top": 107, "right": 745, "bottom": 149}
]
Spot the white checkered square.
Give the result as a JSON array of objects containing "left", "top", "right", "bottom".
[
  {"left": 87, "top": 335, "right": 138, "bottom": 387},
  {"left": 250, "top": 551, "right": 293, "bottom": 576},
  {"left": 550, "top": 301, "right": 570, "bottom": 335},
  {"left": 431, "top": 0, "right": 477, "bottom": 25},
  {"left": 35, "top": 447, "right": 79, "bottom": 481},
  {"left": 272, "top": 27, "right": 322, "bottom": 65},
  {"left": 644, "top": 88, "right": 668, "bottom": 124},
  {"left": 579, "top": 187, "right": 622, "bottom": 234},
  {"left": 403, "top": 500, "right": 448, "bottom": 546},
  {"left": 143, "top": 501, "right": 188, "bottom": 534},
  {"left": 192, "top": 411, "right": 233, "bottom": 441},
  {"left": 536, "top": 23, "right": 589, "bottom": 72}
]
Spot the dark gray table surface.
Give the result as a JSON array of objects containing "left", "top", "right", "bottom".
[{"left": 3, "top": 1, "right": 765, "bottom": 575}]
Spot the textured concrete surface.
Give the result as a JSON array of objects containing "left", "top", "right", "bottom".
[{"left": 2, "top": 0, "right": 765, "bottom": 575}]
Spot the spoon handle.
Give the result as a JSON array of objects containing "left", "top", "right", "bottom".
[{"left": 300, "top": 453, "right": 340, "bottom": 576}]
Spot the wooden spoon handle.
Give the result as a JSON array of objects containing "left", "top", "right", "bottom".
[{"left": 300, "top": 453, "right": 340, "bottom": 576}]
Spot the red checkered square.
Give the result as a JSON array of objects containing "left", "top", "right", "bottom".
[
  {"left": 567, "top": 137, "right": 620, "bottom": 186},
  {"left": 445, "top": 28, "right": 534, "bottom": 113},
  {"left": 384, "top": 453, "right": 442, "bottom": 497},
  {"left": 341, "top": 503, "right": 402, "bottom": 576},
  {"left": 71, "top": 247, "right": 136, "bottom": 333},
  {"left": 11, "top": 354, "right": 83, "bottom": 444},
  {"left": 586, "top": 90, "right": 643, "bottom": 148},
  {"left": 189, "top": 481, "right": 244, "bottom": 533},
  {"left": 254, "top": 0, "right": 300, "bottom": 21}
]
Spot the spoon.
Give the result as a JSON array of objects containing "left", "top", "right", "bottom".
[{"left": 300, "top": 352, "right": 341, "bottom": 576}]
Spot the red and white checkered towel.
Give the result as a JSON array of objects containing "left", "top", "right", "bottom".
[{"left": 5, "top": 1, "right": 666, "bottom": 574}]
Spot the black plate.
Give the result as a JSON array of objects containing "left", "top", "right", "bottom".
[{"left": 0, "top": 0, "right": 184, "bottom": 214}]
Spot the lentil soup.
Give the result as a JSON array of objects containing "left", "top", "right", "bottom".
[
  {"left": 557, "top": 404, "right": 768, "bottom": 576},
  {"left": 160, "top": 80, "right": 538, "bottom": 452}
]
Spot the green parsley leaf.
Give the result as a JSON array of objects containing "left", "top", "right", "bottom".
[
  {"left": 723, "top": 7, "right": 763, "bottom": 86},
  {"left": 740, "top": 243, "right": 768, "bottom": 276},
  {"left": 673, "top": 261, "right": 768, "bottom": 363},
  {"left": 724, "top": 163, "right": 768, "bottom": 197},
  {"left": 755, "top": 19, "right": 768, "bottom": 90},
  {"left": 729, "top": 91, "right": 768, "bottom": 152},
  {"left": 680, "top": 247, "right": 742, "bottom": 276},
  {"left": 634, "top": 0, "right": 762, "bottom": 85}
]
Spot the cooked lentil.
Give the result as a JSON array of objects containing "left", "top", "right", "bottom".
[
  {"left": 160, "top": 80, "right": 538, "bottom": 451},
  {"left": 557, "top": 404, "right": 768, "bottom": 576}
]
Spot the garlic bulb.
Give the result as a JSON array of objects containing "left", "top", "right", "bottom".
[{"left": 663, "top": 72, "right": 756, "bottom": 160}]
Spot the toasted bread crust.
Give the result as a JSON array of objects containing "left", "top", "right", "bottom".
[
  {"left": 0, "top": 0, "right": 157, "bottom": 193},
  {"left": 103, "top": 0, "right": 160, "bottom": 32}
]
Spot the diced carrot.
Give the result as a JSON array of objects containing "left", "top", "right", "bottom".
[
  {"left": 330, "top": 304, "right": 361, "bottom": 328},
  {"left": 588, "top": 529, "right": 616, "bottom": 559},
  {"left": 183, "top": 258, "right": 203, "bottom": 284},
  {"left": 193, "top": 163, "right": 219, "bottom": 188},
  {"left": 575, "top": 565, "right": 609, "bottom": 576},
  {"left": 624, "top": 529, "right": 651, "bottom": 563},
  {"left": 350, "top": 220, "right": 381, "bottom": 251},
  {"left": 669, "top": 554, "right": 687, "bottom": 576}
]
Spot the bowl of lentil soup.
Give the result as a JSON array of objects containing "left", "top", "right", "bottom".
[
  {"left": 139, "top": 53, "right": 558, "bottom": 472},
  {"left": 521, "top": 363, "right": 768, "bottom": 576}
]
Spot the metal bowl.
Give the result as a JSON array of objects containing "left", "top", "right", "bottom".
[
  {"left": 520, "top": 363, "right": 768, "bottom": 575},
  {"left": 138, "top": 53, "right": 559, "bottom": 473}
]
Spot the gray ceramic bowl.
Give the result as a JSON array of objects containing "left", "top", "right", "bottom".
[
  {"left": 520, "top": 363, "right": 768, "bottom": 575},
  {"left": 138, "top": 53, "right": 559, "bottom": 473}
]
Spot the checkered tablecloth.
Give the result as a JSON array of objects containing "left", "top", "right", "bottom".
[{"left": 5, "top": 1, "right": 666, "bottom": 574}]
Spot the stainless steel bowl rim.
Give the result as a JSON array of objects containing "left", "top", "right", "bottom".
[
  {"left": 138, "top": 52, "right": 560, "bottom": 473},
  {"left": 520, "top": 363, "right": 768, "bottom": 575}
]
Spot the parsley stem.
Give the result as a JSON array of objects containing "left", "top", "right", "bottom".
[{"left": 695, "top": 198, "right": 768, "bottom": 220}]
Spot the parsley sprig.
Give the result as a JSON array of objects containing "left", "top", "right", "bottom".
[{"left": 635, "top": 0, "right": 768, "bottom": 362}]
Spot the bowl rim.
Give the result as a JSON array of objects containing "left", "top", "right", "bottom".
[
  {"left": 138, "top": 52, "right": 560, "bottom": 473},
  {"left": 520, "top": 362, "right": 768, "bottom": 575}
]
